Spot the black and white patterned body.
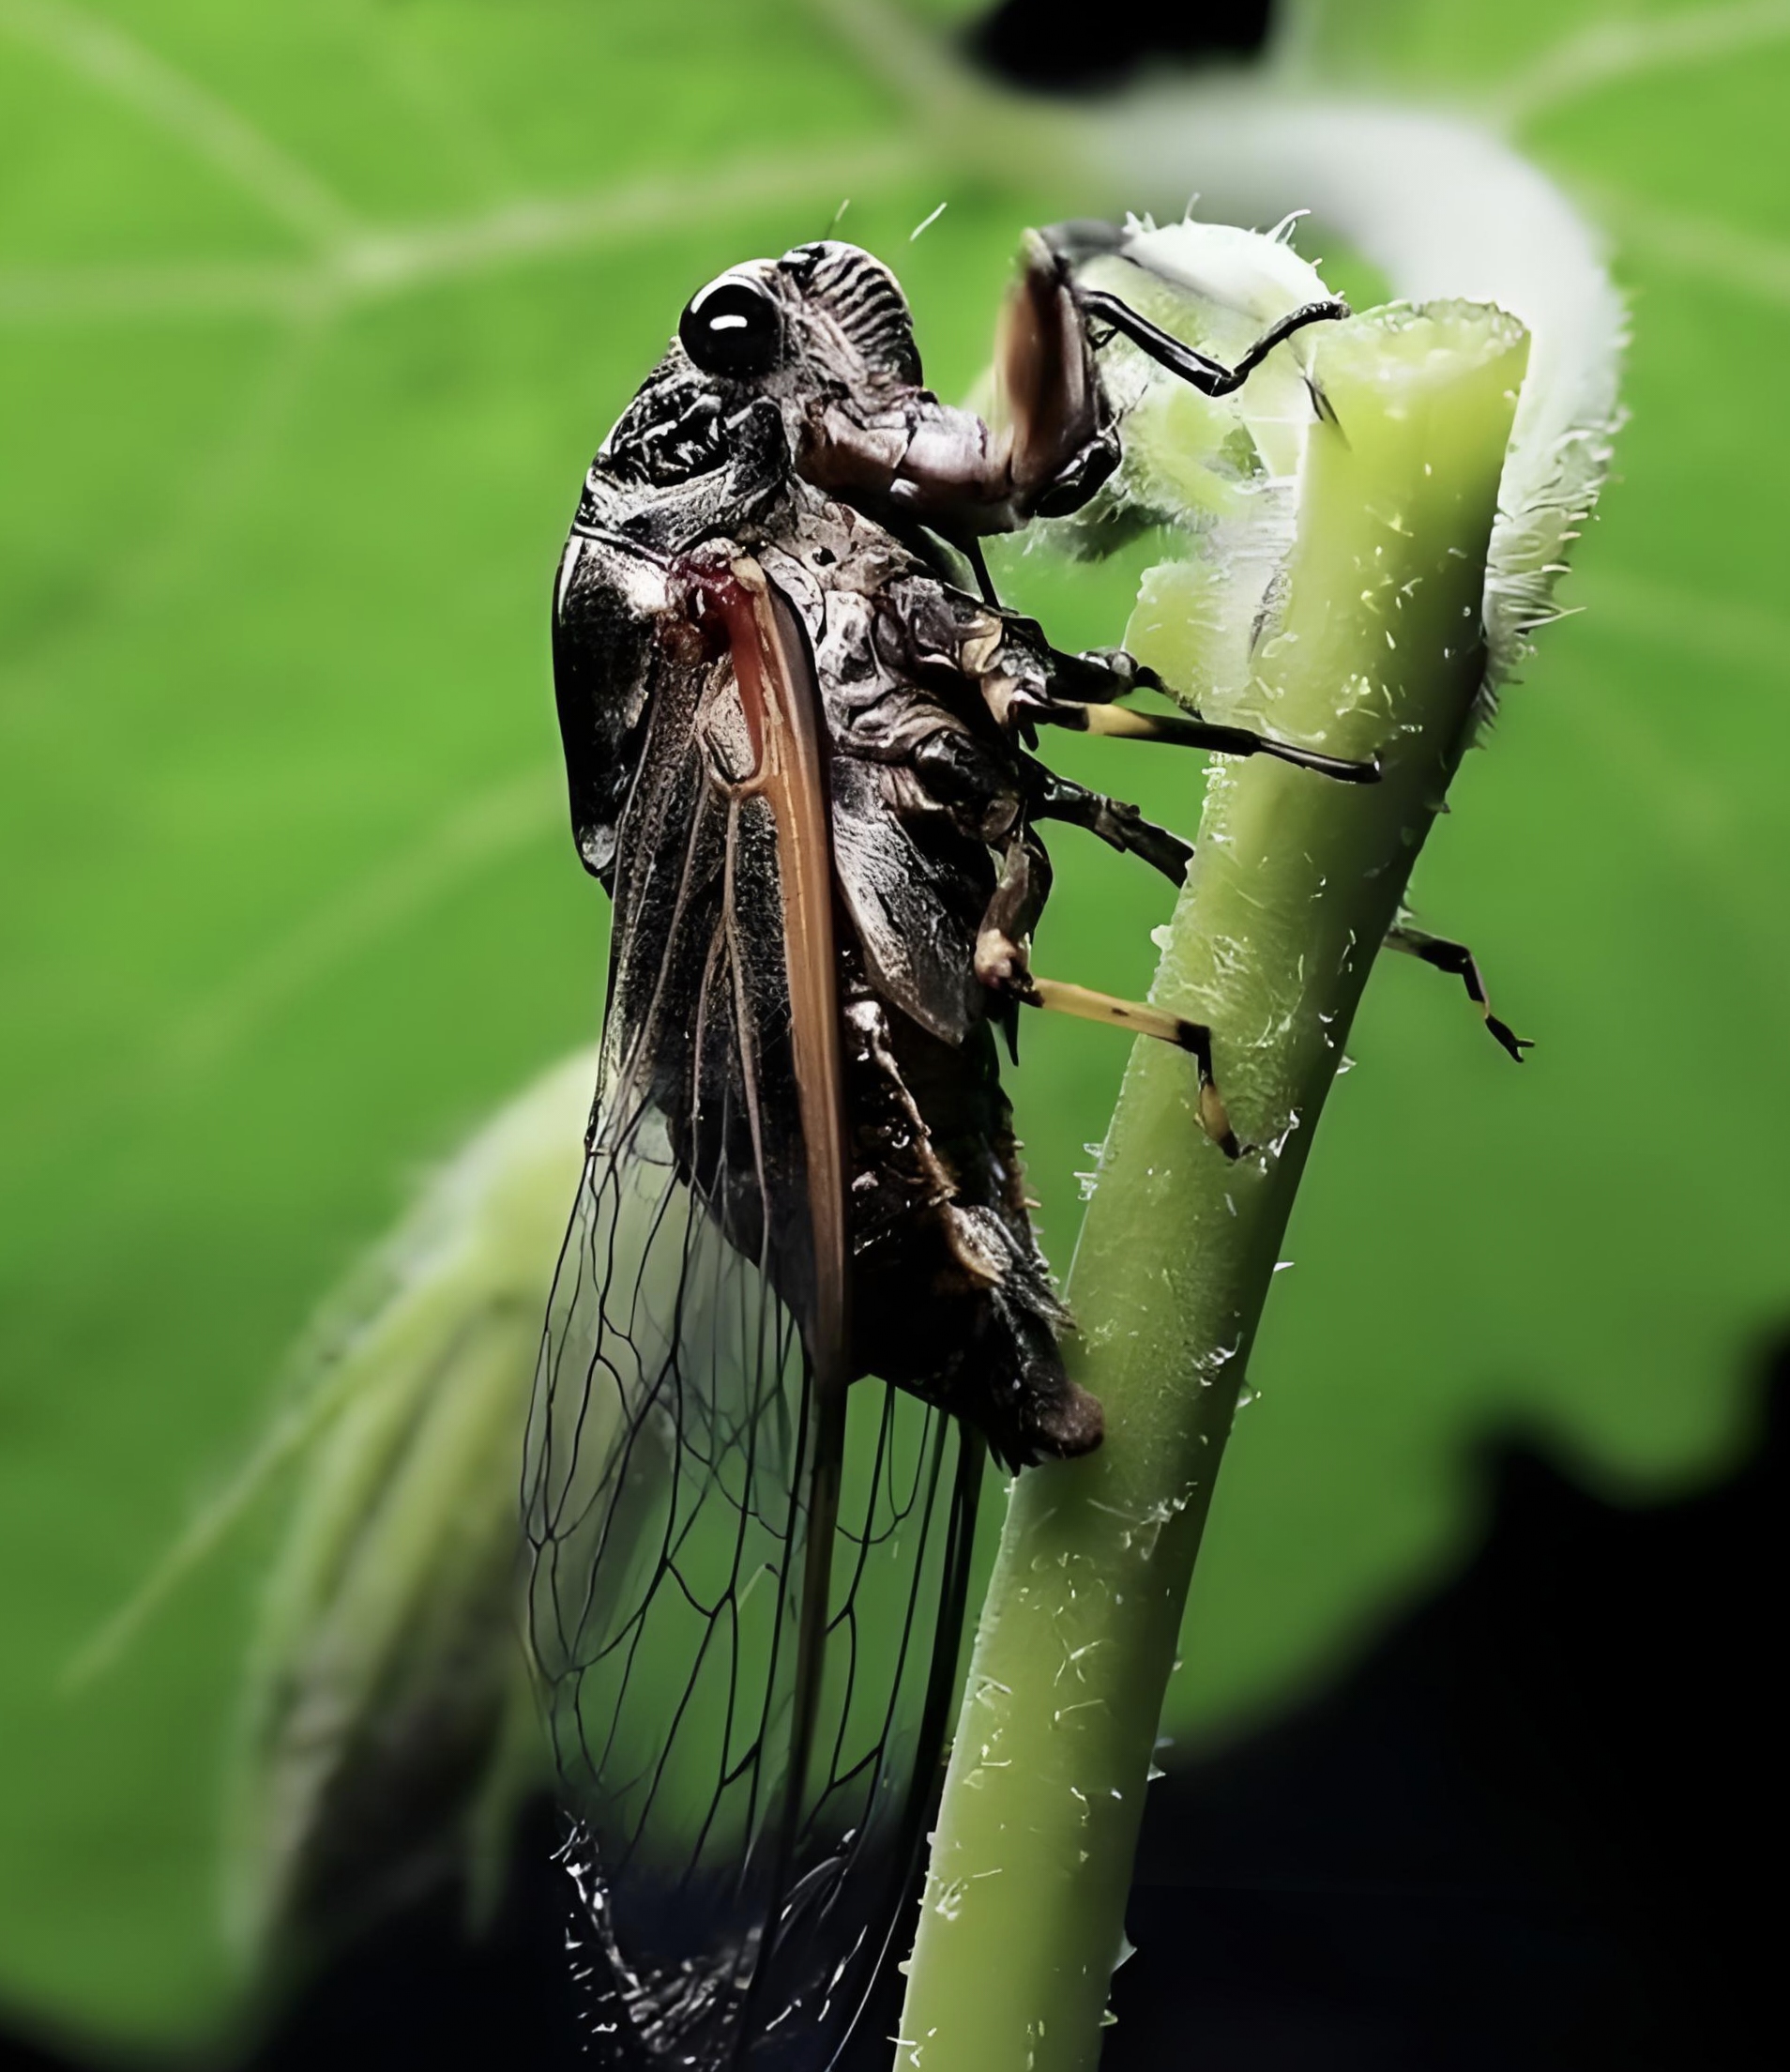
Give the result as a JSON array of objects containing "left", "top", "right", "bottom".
[{"left": 523, "top": 236, "right": 1355, "bottom": 2069}]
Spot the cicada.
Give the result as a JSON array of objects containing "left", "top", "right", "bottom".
[{"left": 522, "top": 229, "right": 1367, "bottom": 2068}]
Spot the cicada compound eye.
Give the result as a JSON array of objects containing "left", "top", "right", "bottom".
[{"left": 679, "top": 273, "right": 782, "bottom": 378}]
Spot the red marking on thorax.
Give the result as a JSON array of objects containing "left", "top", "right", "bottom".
[{"left": 679, "top": 555, "right": 771, "bottom": 779}]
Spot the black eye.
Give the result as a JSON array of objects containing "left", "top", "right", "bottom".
[{"left": 678, "top": 275, "right": 782, "bottom": 378}]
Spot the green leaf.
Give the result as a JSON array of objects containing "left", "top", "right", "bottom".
[{"left": 0, "top": 0, "right": 1782, "bottom": 2049}]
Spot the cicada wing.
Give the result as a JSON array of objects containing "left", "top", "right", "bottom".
[
  {"left": 759, "top": 1384, "right": 982, "bottom": 2066},
  {"left": 523, "top": 1085, "right": 812, "bottom": 2041},
  {"left": 529, "top": 550, "right": 982, "bottom": 2067},
  {"left": 524, "top": 1082, "right": 982, "bottom": 2070}
]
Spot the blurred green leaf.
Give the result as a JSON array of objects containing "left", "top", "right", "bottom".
[{"left": 1, "top": 0, "right": 1785, "bottom": 2051}]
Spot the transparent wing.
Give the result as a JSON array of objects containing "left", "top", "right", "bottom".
[
  {"left": 769, "top": 1377, "right": 981, "bottom": 2062},
  {"left": 524, "top": 1085, "right": 808, "bottom": 2025},
  {"left": 523, "top": 1083, "right": 980, "bottom": 2069}
]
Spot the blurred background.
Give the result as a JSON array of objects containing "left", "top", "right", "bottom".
[{"left": 2, "top": 1, "right": 1784, "bottom": 2066}]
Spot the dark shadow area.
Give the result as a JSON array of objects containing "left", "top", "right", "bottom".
[
  {"left": 1, "top": 1341, "right": 1780, "bottom": 2072},
  {"left": 967, "top": 0, "right": 1274, "bottom": 97},
  {"left": 233, "top": 1801, "right": 585, "bottom": 2072},
  {"left": 1110, "top": 1343, "right": 1786, "bottom": 2072},
  {"left": 0, "top": 1804, "right": 584, "bottom": 2072}
]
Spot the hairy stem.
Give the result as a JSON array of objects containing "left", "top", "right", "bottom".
[{"left": 895, "top": 301, "right": 1528, "bottom": 2072}]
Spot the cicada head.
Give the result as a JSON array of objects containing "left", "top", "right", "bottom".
[
  {"left": 647, "top": 233, "right": 1128, "bottom": 539},
  {"left": 681, "top": 239, "right": 922, "bottom": 400},
  {"left": 599, "top": 239, "right": 948, "bottom": 510}
]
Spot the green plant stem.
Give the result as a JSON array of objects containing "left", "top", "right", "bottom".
[{"left": 895, "top": 302, "right": 1529, "bottom": 2072}]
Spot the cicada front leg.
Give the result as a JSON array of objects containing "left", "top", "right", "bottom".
[
  {"left": 797, "top": 225, "right": 1347, "bottom": 547},
  {"left": 995, "top": 222, "right": 1349, "bottom": 512},
  {"left": 981, "top": 225, "right": 1350, "bottom": 529}
]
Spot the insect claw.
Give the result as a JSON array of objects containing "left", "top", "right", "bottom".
[
  {"left": 1306, "top": 372, "right": 1347, "bottom": 439},
  {"left": 1171, "top": 1018, "right": 1248, "bottom": 1159},
  {"left": 1487, "top": 1016, "right": 1534, "bottom": 1063},
  {"left": 1197, "top": 1080, "right": 1245, "bottom": 1162},
  {"left": 1273, "top": 742, "right": 1381, "bottom": 784}
]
